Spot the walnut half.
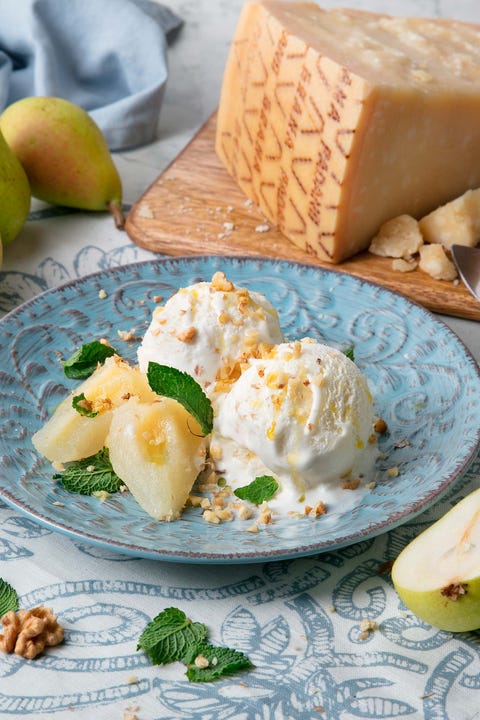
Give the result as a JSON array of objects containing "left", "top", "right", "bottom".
[{"left": 0, "top": 606, "right": 64, "bottom": 659}]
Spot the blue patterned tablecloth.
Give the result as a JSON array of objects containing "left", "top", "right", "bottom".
[
  {"left": 0, "top": 208, "right": 479, "bottom": 719},
  {"left": 3, "top": 0, "right": 480, "bottom": 713}
]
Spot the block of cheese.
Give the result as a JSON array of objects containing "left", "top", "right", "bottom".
[{"left": 216, "top": 2, "right": 480, "bottom": 263}]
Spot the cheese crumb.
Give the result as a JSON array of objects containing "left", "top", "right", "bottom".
[
  {"left": 98, "top": 289, "right": 107, "bottom": 299},
  {"left": 369, "top": 215, "right": 423, "bottom": 259},
  {"left": 418, "top": 244, "right": 458, "bottom": 281}
]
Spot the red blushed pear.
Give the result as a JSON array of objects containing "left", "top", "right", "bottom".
[{"left": 0, "top": 97, "right": 124, "bottom": 228}]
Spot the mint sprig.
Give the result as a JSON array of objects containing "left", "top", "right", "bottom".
[
  {"left": 234, "top": 475, "right": 279, "bottom": 504},
  {"left": 184, "top": 641, "right": 254, "bottom": 682},
  {"left": 137, "top": 607, "right": 208, "bottom": 665},
  {"left": 53, "top": 448, "right": 123, "bottom": 495},
  {"left": 137, "top": 607, "right": 254, "bottom": 682},
  {"left": 63, "top": 340, "right": 116, "bottom": 379},
  {"left": 147, "top": 363, "right": 213, "bottom": 436},
  {"left": 343, "top": 346, "right": 355, "bottom": 362},
  {"left": 72, "top": 393, "right": 98, "bottom": 418},
  {"left": 0, "top": 579, "right": 19, "bottom": 617}
]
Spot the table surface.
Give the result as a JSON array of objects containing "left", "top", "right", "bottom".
[{"left": 2, "top": 1, "right": 480, "bottom": 718}]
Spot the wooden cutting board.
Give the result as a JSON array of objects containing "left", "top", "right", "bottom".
[{"left": 126, "top": 113, "right": 480, "bottom": 322}]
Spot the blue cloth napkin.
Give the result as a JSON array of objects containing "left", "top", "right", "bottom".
[{"left": 0, "top": 0, "right": 182, "bottom": 150}]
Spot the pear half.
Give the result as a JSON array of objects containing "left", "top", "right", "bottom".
[{"left": 392, "top": 488, "right": 480, "bottom": 632}]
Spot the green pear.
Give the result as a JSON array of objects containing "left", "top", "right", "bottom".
[
  {"left": 0, "top": 97, "right": 124, "bottom": 228},
  {"left": 392, "top": 488, "right": 480, "bottom": 632},
  {"left": 0, "top": 130, "right": 30, "bottom": 244}
]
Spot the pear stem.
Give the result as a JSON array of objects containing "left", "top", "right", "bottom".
[{"left": 109, "top": 200, "right": 125, "bottom": 230}]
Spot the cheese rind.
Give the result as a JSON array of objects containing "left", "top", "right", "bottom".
[{"left": 216, "top": 2, "right": 480, "bottom": 262}]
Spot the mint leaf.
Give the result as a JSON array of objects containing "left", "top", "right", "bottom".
[
  {"left": 343, "top": 346, "right": 355, "bottom": 362},
  {"left": 63, "top": 340, "right": 116, "bottom": 379},
  {"left": 234, "top": 475, "right": 279, "bottom": 504},
  {"left": 72, "top": 393, "right": 98, "bottom": 418},
  {"left": 53, "top": 448, "right": 123, "bottom": 494},
  {"left": 0, "top": 579, "right": 19, "bottom": 617},
  {"left": 184, "top": 642, "right": 254, "bottom": 682},
  {"left": 137, "top": 607, "right": 208, "bottom": 665},
  {"left": 147, "top": 363, "right": 213, "bottom": 436}
]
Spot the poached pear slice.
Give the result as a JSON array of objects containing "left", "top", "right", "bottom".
[
  {"left": 32, "top": 356, "right": 157, "bottom": 464},
  {"left": 392, "top": 488, "right": 480, "bottom": 631},
  {"left": 107, "top": 397, "right": 207, "bottom": 521}
]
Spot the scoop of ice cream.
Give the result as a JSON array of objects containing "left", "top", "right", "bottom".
[
  {"left": 213, "top": 338, "right": 374, "bottom": 494},
  {"left": 137, "top": 271, "right": 283, "bottom": 397}
]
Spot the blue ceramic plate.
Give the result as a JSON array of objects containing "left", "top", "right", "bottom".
[{"left": 1, "top": 256, "right": 479, "bottom": 563}]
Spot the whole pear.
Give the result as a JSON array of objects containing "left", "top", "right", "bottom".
[
  {"left": 392, "top": 488, "right": 480, "bottom": 632},
  {"left": 0, "top": 130, "right": 31, "bottom": 244},
  {"left": 0, "top": 97, "right": 124, "bottom": 228}
]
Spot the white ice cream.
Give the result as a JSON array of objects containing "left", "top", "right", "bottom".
[
  {"left": 137, "top": 272, "right": 283, "bottom": 399},
  {"left": 212, "top": 338, "right": 376, "bottom": 510}
]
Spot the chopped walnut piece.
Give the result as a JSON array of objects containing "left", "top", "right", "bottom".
[
  {"left": 237, "top": 503, "right": 253, "bottom": 520},
  {"left": 203, "top": 509, "right": 221, "bottom": 524},
  {"left": 305, "top": 501, "right": 327, "bottom": 517},
  {"left": 359, "top": 618, "right": 378, "bottom": 640},
  {"left": 341, "top": 478, "right": 361, "bottom": 490},
  {"left": 441, "top": 583, "right": 468, "bottom": 601},
  {"left": 176, "top": 326, "right": 197, "bottom": 343},
  {"left": 258, "top": 508, "right": 273, "bottom": 524},
  {"left": 117, "top": 328, "right": 138, "bottom": 342},
  {"left": 91, "top": 396, "right": 113, "bottom": 414},
  {"left": 374, "top": 417, "right": 388, "bottom": 434},
  {"left": 211, "top": 271, "right": 234, "bottom": 292},
  {"left": 0, "top": 606, "right": 64, "bottom": 659},
  {"left": 387, "top": 466, "right": 399, "bottom": 478}
]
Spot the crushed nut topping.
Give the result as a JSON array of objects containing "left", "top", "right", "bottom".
[
  {"left": 358, "top": 618, "right": 378, "bottom": 640},
  {"left": 194, "top": 653, "right": 210, "bottom": 669},
  {"left": 176, "top": 326, "right": 197, "bottom": 343},
  {"left": 0, "top": 606, "right": 64, "bottom": 659},
  {"left": 374, "top": 417, "right": 388, "bottom": 434},
  {"left": 211, "top": 271, "right": 234, "bottom": 292},
  {"left": 305, "top": 501, "right": 327, "bottom": 517},
  {"left": 341, "top": 478, "right": 361, "bottom": 490},
  {"left": 117, "top": 328, "right": 138, "bottom": 342}
]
